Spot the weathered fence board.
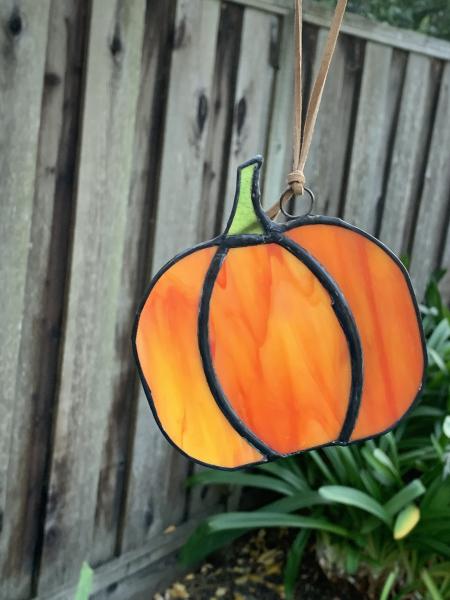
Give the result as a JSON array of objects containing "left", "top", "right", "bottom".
[
  {"left": 410, "top": 62, "right": 450, "bottom": 300},
  {"left": 0, "top": 1, "right": 450, "bottom": 598},
  {"left": 2, "top": 1, "right": 87, "bottom": 597},
  {"left": 121, "top": 0, "right": 222, "bottom": 554},
  {"left": 306, "top": 31, "right": 362, "bottom": 216},
  {"left": 344, "top": 42, "right": 394, "bottom": 233},
  {"left": 151, "top": 0, "right": 221, "bottom": 269},
  {"left": 199, "top": 1, "right": 244, "bottom": 238},
  {"left": 221, "top": 6, "right": 280, "bottom": 227},
  {"left": 0, "top": 2, "right": 51, "bottom": 598},
  {"left": 263, "top": 12, "right": 295, "bottom": 208},
  {"left": 379, "top": 53, "right": 435, "bottom": 255},
  {"left": 441, "top": 226, "right": 450, "bottom": 300},
  {"left": 38, "top": 1, "right": 146, "bottom": 592},
  {"left": 90, "top": 0, "right": 172, "bottom": 566}
]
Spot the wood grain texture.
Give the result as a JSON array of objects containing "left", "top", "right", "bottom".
[
  {"left": 0, "top": 1, "right": 51, "bottom": 597},
  {"left": 221, "top": 6, "right": 279, "bottom": 228},
  {"left": 228, "top": 0, "right": 292, "bottom": 15},
  {"left": 37, "top": 1, "right": 146, "bottom": 593},
  {"left": 379, "top": 54, "right": 435, "bottom": 255},
  {"left": 440, "top": 224, "right": 450, "bottom": 303},
  {"left": 38, "top": 519, "right": 201, "bottom": 600},
  {"left": 199, "top": 1, "right": 244, "bottom": 239},
  {"left": 190, "top": 0, "right": 247, "bottom": 505},
  {"left": 1, "top": 0, "right": 450, "bottom": 595},
  {"left": 121, "top": 0, "right": 222, "bottom": 553},
  {"left": 263, "top": 13, "right": 295, "bottom": 210},
  {"left": 410, "top": 62, "right": 450, "bottom": 300},
  {"left": 91, "top": 0, "right": 177, "bottom": 566},
  {"left": 1, "top": 0, "right": 87, "bottom": 596},
  {"left": 344, "top": 42, "right": 393, "bottom": 233},
  {"left": 306, "top": 31, "right": 362, "bottom": 216},
  {"left": 150, "top": 0, "right": 221, "bottom": 270}
]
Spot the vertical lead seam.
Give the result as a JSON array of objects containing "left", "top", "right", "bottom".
[
  {"left": 198, "top": 245, "right": 277, "bottom": 459},
  {"left": 275, "top": 235, "right": 363, "bottom": 444}
]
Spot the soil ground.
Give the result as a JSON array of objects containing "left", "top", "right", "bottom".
[{"left": 155, "top": 529, "right": 365, "bottom": 600}]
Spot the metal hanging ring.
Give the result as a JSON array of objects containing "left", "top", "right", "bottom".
[{"left": 279, "top": 186, "right": 315, "bottom": 219}]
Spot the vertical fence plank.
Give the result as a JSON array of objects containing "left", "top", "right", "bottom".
[
  {"left": 37, "top": 1, "right": 146, "bottom": 593},
  {"left": 120, "top": 0, "right": 221, "bottom": 554},
  {"left": 150, "top": 0, "right": 221, "bottom": 270},
  {"left": 189, "top": 2, "right": 246, "bottom": 519},
  {"left": 410, "top": 62, "right": 450, "bottom": 300},
  {"left": 343, "top": 42, "right": 393, "bottom": 232},
  {"left": 379, "top": 54, "right": 435, "bottom": 255},
  {"left": 1, "top": 1, "right": 87, "bottom": 597},
  {"left": 0, "top": 1, "right": 51, "bottom": 597},
  {"left": 440, "top": 224, "right": 450, "bottom": 303},
  {"left": 306, "top": 32, "right": 362, "bottom": 216},
  {"left": 199, "top": 1, "right": 244, "bottom": 239},
  {"left": 263, "top": 11, "right": 295, "bottom": 208},
  {"left": 91, "top": 0, "right": 177, "bottom": 566},
  {"left": 0, "top": 0, "right": 450, "bottom": 596},
  {"left": 221, "top": 6, "right": 280, "bottom": 227}
]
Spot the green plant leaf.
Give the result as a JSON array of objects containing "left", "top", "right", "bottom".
[
  {"left": 427, "top": 319, "right": 450, "bottom": 353},
  {"left": 187, "top": 471, "right": 297, "bottom": 496},
  {"left": 373, "top": 448, "right": 400, "bottom": 481},
  {"left": 379, "top": 568, "right": 398, "bottom": 600},
  {"left": 410, "top": 536, "right": 450, "bottom": 558},
  {"left": 310, "top": 451, "right": 337, "bottom": 484},
  {"left": 345, "top": 545, "right": 360, "bottom": 575},
  {"left": 318, "top": 485, "right": 392, "bottom": 526},
  {"left": 323, "top": 447, "right": 348, "bottom": 481},
  {"left": 428, "top": 348, "right": 448, "bottom": 373},
  {"left": 383, "top": 433, "right": 400, "bottom": 471},
  {"left": 443, "top": 416, "right": 450, "bottom": 439},
  {"left": 338, "top": 446, "right": 363, "bottom": 485},
  {"left": 409, "top": 406, "right": 445, "bottom": 419},
  {"left": 393, "top": 504, "right": 420, "bottom": 540},
  {"left": 284, "top": 530, "right": 310, "bottom": 600},
  {"left": 428, "top": 562, "right": 450, "bottom": 577},
  {"left": 360, "top": 469, "right": 382, "bottom": 501},
  {"left": 180, "top": 523, "right": 239, "bottom": 567},
  {"left": 207, "top": 511, "right": 351, "bottom": 537},
  {"left": 421, "top": 569, "right": 444, "bottom": 600},
  {"left": 74, "top": 562, "right": 93, "bottom": 600},
  {"left": 384, "top": 480, "right": 425, "bottom": 517},
  {"left": 257, "top": 461, "right": 308, "bottom": 492},
  {"left": 362, "top": 447, "right": 397, "bottom": 486},
  {"left": 180, "top": 491, "right": 328, "bottom": 567}
]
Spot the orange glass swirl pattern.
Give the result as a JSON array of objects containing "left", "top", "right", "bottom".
[{"left": 286, "top": 224, "right": 424, "bottom": 440}]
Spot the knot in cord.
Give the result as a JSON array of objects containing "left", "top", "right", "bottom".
[
  {"left": 287, "top": 170, "right": 306, "bottom": 196},
  {"left": 267, "top": 0, "right": 348, "bottom": 218}
]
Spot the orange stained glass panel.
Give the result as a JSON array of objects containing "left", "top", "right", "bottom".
[
  {"left": 208, "top": 243, "right": 352, "bottom": 455},
  {"left": 135, "top": 247, "right": 262, "bottom": 468},
  {"left": 286, "top": 224, "right": 424, "bottom": 440}
]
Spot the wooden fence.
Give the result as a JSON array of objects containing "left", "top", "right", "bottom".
[{"left": 1, "top": 0, "right": 449, "bottom": 598}]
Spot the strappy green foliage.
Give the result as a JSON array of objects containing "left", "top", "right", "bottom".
[{"left": 182, "top": 274, "right": 450, "bottom": 600}]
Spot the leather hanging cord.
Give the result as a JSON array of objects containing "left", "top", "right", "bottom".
[{"left": 266, "top": 0, "right": 348, "bottom": 219}]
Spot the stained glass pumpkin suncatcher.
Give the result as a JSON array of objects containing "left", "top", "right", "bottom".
[{"left": 133, "top": 157, "right": 426, "bottom": 470}]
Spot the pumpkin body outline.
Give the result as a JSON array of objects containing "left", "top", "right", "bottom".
[{"left": 132, "top": 156, "right": 426, "bottom": 470}]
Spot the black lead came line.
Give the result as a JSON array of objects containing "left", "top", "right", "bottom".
[
  {"left": 197, "top": 234, "right": 364, "bottom": 457},
  {"left": 274, "top": 234, "right": 364, "bottom": 442},
  {"left": 198, "top": 244, "right": 277, "bottom": 460}
]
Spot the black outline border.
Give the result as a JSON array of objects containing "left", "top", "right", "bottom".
[{"left": 132, "top": 156, "right": 427, "bottom": 471}]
